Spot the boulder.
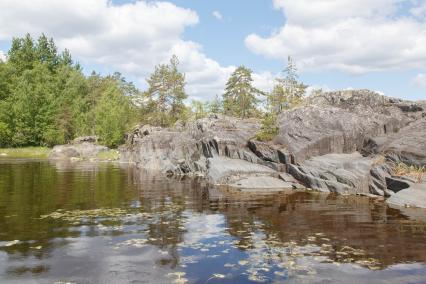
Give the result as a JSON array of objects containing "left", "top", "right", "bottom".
[
  {"left": 386, "top": 182, "right": 426, "bottom": 209},
  {"left": 288, "top": 152, "right": 374, "bottom": 194},
  {"left": 49, "top": 143, "right": 108, "bottom": 160},
  {"left": 381, "top": 118, "right": 426, "bottom": 167},
  {"left": 72, "top": 136, "right": 98, "bottom": 144}
]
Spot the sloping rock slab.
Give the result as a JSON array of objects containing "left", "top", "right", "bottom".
[
  {"left": 227, "top": 176, "right": 295, "bottom": 193},
  {"left": 275, "top": 90, "right": 421, "bottom": 163},
  {"left": 288, "top": 152, "right": 373, "bottom": 194},
  {"left": 207, "top": 157, "right": 275, "bottom": 183},
  {"left": 382, "top": 118, "right": 426, "bottom": 167},
  {"left": 387, "top": 183, "right": 426, "bottom": 209}
]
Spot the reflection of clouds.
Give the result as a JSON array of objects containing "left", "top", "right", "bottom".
[{"left": 183, "top": 213, "right": 225, "bottom": 244}]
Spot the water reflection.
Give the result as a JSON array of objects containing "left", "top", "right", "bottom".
[{"left": 1, "top": 159, "right": 426, "bottom": 283}]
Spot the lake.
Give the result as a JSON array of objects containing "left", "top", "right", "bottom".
[{"left": 1, "top": 159, "right": 426, "bottom": 283}]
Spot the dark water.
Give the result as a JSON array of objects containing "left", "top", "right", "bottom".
[{"left": 1, "top": 160, "right": 426, "bottom": 284}]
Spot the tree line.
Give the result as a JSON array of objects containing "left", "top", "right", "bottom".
[{"left": 0, "top": 34, "right": 307, "bottom": 148}]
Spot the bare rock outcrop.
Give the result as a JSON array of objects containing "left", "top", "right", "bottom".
[
  {"left": 274, "top": 90, "right": 423, "bottom": 163},
  {"left": 120, "top": 90, "right": 426, "bottom": 197},
  {"left": 49, "top": 137, "right": 109, "bottom": 160}
]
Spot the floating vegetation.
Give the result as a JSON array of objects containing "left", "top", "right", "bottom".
[
  {"left": 4, "top": 240, "right": 20, "bottom": 247},
  {"left": 40, "top": 208, "right": 129, "bottom": 223},
  {"left": 115, "top": 238, "right": 148, "bottom": 249},
  {"left": 167, "top": 272, "right": 188, "bottom": 283}
]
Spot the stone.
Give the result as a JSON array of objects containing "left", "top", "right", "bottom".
[
  {"left": 274, "top": 90, "right": 422, "bottom": 163},
  {"left": 207, "top": 157, "right": 275, "bottom": 184},
  {"left": 288, "top": 152, "right": 374, "bottom": 194},
  {"left": 119, "top": 90, "right": 426, "bottom": 197},
  {"left": 72, "top": 136, "right": 98, "bottom": 144},
  {"left": 227, "top": 176, "right": 294, "bottom": 193},
  {"left": 381, "top": 118, "right": 426, "bottom": 167},
  {"left": 386, "top": 183, "right": 426, "bottom": 209},
  {"left": 49, "top": 143, "right": 108, "bottom": 160}
]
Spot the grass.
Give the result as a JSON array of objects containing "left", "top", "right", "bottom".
[
  {"left": 392, "top": 162, "right": 426, "bottom": 183},
  {"left": 96, "top": 149, "right": 120, "bottom": 161},
  {"left": 0, "top": 147, "right": 52, "bottom": 159},
  {"left": 0, "top": 147, "right": 52, "bottom": 158}
]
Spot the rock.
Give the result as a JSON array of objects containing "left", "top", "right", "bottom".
[
  {"left": 369, "top": 164, "right": 394, "bottom": 196},
  {"left": 275, "top": 90, "right": 422, "bottom": 163},
  {"left": 385, "top": 176, "right": 411, "bottom": 193},
  {"left": 288, "top": 152, "right": 374, "bottom": 194},
  {"left": 381, "top": 118, "right": 426, "bottom": 167},
  {"left": 120, "top": 90, "right": 426, "bottom": 197},
  {"left": 207, "top": 157, "right": 275, "bottom": 184},
  {"left": 72, "top": 136, "right": 98, "bottom": 144},
  {"left": 49, "top": 143, "right": 108, "bottom": 160},
  {"left": 386, "top": 182, "right": 426, "bottom": 209},
  {"left": 120, "top": 115, "right": 266, "bottom": 176},
  {"left": 227, "top": 176, "right": 295, "bottom": 193}
]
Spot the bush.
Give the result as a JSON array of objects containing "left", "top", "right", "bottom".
[{"left": 255, "top": 113, "right": 279, "bottom": 142}]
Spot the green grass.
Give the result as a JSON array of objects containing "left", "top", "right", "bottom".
[
  {"left": 0, "top": 147, "right": 52, "bottom": 158},
  {"left": 96, "top": 150, "right": 120, "bottom": 161}
]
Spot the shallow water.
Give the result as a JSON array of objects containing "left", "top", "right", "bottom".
[{"left": 1, "top": 159, "right": 426, "bottom": 284}]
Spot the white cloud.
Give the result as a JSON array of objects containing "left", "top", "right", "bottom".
[
  {"left": 412, "top": 73, "right": 426, "bottom": 88},
  {"left": 411, "top": 1, "right": 426, "bottom": 17},
  {"left": 0, "top": 0, "right": 272, "bottom": 100},
  {"left": 212, "top": 10, "right": 223, "bottom": 20},
  {"left": 246, "top": 0, "right": 426, "bottom": 74},
  {"left": 0, "top": 50, "right": 6, "bottom": 62}
]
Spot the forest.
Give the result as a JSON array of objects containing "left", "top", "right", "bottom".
[{"left": 0, "top": 34, "right": 306, "bottom": 148}]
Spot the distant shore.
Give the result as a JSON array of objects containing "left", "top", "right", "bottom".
[{"left": 0, "top": 147, "right": 51, "bottom": 159}]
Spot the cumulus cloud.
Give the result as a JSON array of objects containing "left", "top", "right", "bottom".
[
  {"left": 212, "top": 10, "right": 223, "bottom": 20},
  {"left": 412, "top": 73, "right": 426, "bottom": 88},
  {"left": 245, "top": 0, "right": 426, "bottom": 74},
  {"left": 0, "top": 0, "right": 271, "bottom": 99}
]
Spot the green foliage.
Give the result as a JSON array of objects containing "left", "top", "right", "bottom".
[
  {"left": 96, "top": 149, "right": 121, "bottom": 161},
  {"left": 143, "top": 55, "right": 188, "bottom": 127},
  {"left": 268, "top": 56, "right": 307, "bottom": 114},
  {"left": 223, "top": 66, "right": 264, "bottom": 118},
  {"left": 208, "top": 95, "right": 223, "bottom": 114},
  {"left": 0, "top": 34, "right": 137, "bottom": 148},
  {"left": 190, "top": 100, "right": 209, "bottom": 119},
  {"left": 255, "top": 113, "right": 279, "bottom": 141},
  {"left": 0, "top": 147, "right": 52, "bottom": 158},
  {"left": 94, "top": 83, "right": 131, "bottom": 147}
]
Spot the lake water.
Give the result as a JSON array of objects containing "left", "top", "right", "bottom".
[{"left": 1, "top": 159, "right": 426, "bottom": 284}]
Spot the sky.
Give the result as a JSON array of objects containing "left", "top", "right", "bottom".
[{"left": 0, "top": 0, "right": 425, "bottom": 101}]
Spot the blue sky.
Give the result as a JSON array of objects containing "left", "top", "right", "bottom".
[{"left": 0, "top": 0, "right": 425, "bottom": 100}]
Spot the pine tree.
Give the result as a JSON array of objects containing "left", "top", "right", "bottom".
[
  {"left": 222, "top": 66, "right": 263, "bottom": 118},
  {"left": 144, "top": 55, "right": 187, "bottom": 126}
]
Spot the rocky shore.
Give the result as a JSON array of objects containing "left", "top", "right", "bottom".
[{"left": 49, "top": 90, "right": 426, "bottom": 208}]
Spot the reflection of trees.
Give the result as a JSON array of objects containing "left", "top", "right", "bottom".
[{"left": 0, "top": 160, "right": 139, "bottom": 260}]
